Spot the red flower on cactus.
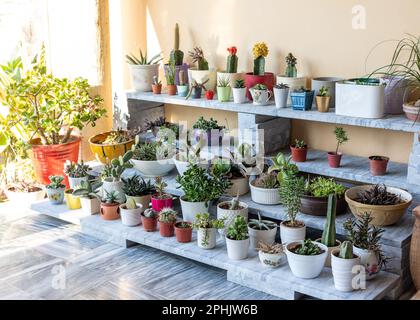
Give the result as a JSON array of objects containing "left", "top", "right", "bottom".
[{"left": 227, "top": 47, "right": 237, "bottom": 56}]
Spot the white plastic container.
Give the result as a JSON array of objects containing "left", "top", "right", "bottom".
[
  {"left": 180, "top": 196, "right": 208, "bottom": 223},
  {"left": 131, "top": 159, "right": 175, "bottom": 177},
  {"left": 331, "top": 249, "right": 361, "bottom": 292},
  {"left": 248, "top": 226, "right": 278, "bottom": 251}
]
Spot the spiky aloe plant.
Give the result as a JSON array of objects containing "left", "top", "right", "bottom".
[
  {"left": 189, "top": 47, "right": 209, "bottom": 70},
  {"left": 339, "top": 241, "right": 354, "bottom": 259},
  {"left": 169, "top": 23, "right": 184, "bottom": 66},
  {"left": 226, "top": 47, "right": 238, "bottom": 73},
  {"left": 321, "top": 194, "right": 337, "bottom": 247},
  {"left": 126, "top": 50, "right": 162, "bottom": 65}
]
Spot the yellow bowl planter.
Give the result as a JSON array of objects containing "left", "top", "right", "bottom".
[{"left": 89, "top": 131, "right": 135, "bottom": 164}]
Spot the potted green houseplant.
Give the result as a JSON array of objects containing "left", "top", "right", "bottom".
[
  {"left": 177, "top": 70, "right": 189, "bottom": 97},
  {"left": 64, "top": 160, "right": 91, "bottom": 189},
  {"left": 174, "top": 221, "right": 193, "bottom": 243},
  {"left": 267, "top": 152, "right": 299, "bottom": 184},
  {"left": 46, "top": 176, "right": 66, "bottom": 205},
  {"left": 152, "top": 75, "right": 162, "bottom": 94},
  {"left": 369, "top": 155, "right": 390, "bottom": 176},
  {"left": 249, "top": 84, "right": 272, "bottom": 106},
  {"left": 188, "top": 47, "right": 216, "bottom": 92},
  {"left": 249, "top": 173, "right": 280, "bottom": 205},
  {"left": 192, "top": 116, "right": 225, "bottom": 147},
  {"left": 290, "top": 139, "right": 308, "bottom": 162},
  {"left": 165, "top": 62, "right": 177, "bottom": 95},
  {"left": 217, "top": 75, "right": 231, "bottom": 102},
  {"left": 120, "top": 198, "right": 143, "bottom": 227},
  {"left": 331, "top": 241, "right": 361, "bottom": 292},
  {"left": 258, "top": 242, "right": 286, "bottom": 268},
  {"left": 72, "top": 180, "right": 102, "bottom": 215},
  {"left": 217, "top": 194, "right": 249, "bottom": 236},
  {"left": 211, "top": 157, "right": 249, "bottom": 197},
  {"left": 158, "top": 207, "right": 178, "bottom": 237},
  {"left": 100, "top": 190, "right": 121, "bottom": 221},
  {"left": 126, "top": 49, "right": 162, "bottom": 92},
  {"left": 328, "top": 127, "right": 348, "bottom": 168},
  {"left": 248, "top": 213, "right": 278, "bottom": 251},
  {"left": 151, "top": 176, "right": 173, "bottom": 212},
  {"left": 232, "top": 79, "right": 247, "bottom": 104},
  {"left": 277, "top": 53, "right": 306, "bottom": 105},
  {"left": 290, "top": 87, "right": 315, "bottom": 111},
  {"left": 192, "top": 213, "right": 225, "bottom": 250},
  {"left": 315, "top": 86, "right": 331, "bottom": 113},
  {"left": 141, "top": 208, "right": 159, "bottom": 232},
  {"left": 176, "top": 164, "right": 229, "bottom": 222},
  {"left": 122, "top": 175, "right": 155, "bottom": 212},
  {"left": 226, "top": 215, "right": 250, "bottom": 260},
  {"left": 273, "top": 83, "right": 289, "bottom": 109}
]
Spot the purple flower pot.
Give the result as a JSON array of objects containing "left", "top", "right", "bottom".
[
  {"left": 164, "top": 63, "right": 189, "bottom": 86},
  {"left": 193, "top": 129, "right": 224, "bottom": 148},
  {"left": 382, "top": 77, "right": 408, "bottom": 115}
]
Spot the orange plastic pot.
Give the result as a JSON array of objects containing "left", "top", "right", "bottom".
[{"left": 30, "top": 136, "right": 81, "bottom": 188}]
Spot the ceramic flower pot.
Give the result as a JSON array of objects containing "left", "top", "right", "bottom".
[
  {"left": 315, "top": 239, "right": 341, "bottom": 267},
  {"left": 331, "top": 249, "right": 361, "bottom": 292},
  {"left": 177, "top": 85, "right": 189, "bottom": 97},
  {"left": 369, "top": 156, "right": 389, "bottom": 176},
  {"left": 152, "top": 84, "right": 162, "bottom": 94},
  {"left": 126, "top": 194, "right": 151, "bottom": 213},
  {"left": 381, "top": 76, "right": 408, "bottom": 115},
  {"left": 328, "top": 152, "right": 342, "bottom": 168},
  {"left": 249, "top": 180, "right": 280, "bottom": 205},
  {"left": 311, "top": 77, "right": 343, "bottom": 108},
  {"left": 151, "top": 195, "right": 173, "bottom": 212},
  {"left": 232, "top": 87, "right": 247, "bottom": 104},
  {"left": 248, "top": 225, "right": 278, "bottom": 251},
  {"left": 300, "top": 195, "right": 347, "bottom": 216},
  {"left": 274, "top": 87, "right": 289, "bottom": 109},
  {"left": 5, "top": 185, "right": 46, "bottom": 208},
  {"left": 128, "top": 64, "right": 159, "bottom": 92},
  {"left": 403, "top": 102, "right": 420, "bottom": 121},
  {"left": 217, "top": 87, "right": 231, "bottom": 102},
  {"left": 159, "top": 221, "right": 175, "bottom": 237},
  {"left": 259, "top": 250, "right": 287, "bottom": 268},
  {"left": 141, "top": 214, "right": 158, "bottom": 232},
  {"left": 290, "top": 145, "right": 308, "bottom": 162},
  {"left": 46, "top": 187, "right": 65, "bottom": 205},
  {"left": 280, "top": 221, "right": 306, "bottom": 245},
  {"left": 276, "top": 75, "right": 306, "bottom": 104},
  {"left": 167, "top": 85, "right": 177, "bottom": 95},
  {"left": 65, "top": 189, "right": 81, "bottom": 210},
  {"left": 68, "top": 176, "right": 89, "bottom": 190},
  {"left": 245, "top": 72, "right": 275, "bottom": 100},
  {"left": 192, "top": 87, "right": 203, "bottom": 99},
  {"left": 197, "top": 228, "right": 217, "bottom": 249},
  {"left": 217, "top": 201, "right": 249, "bottom": 236},
  {"left": 175, "top": 222, "right": 193, "bottom": 243},
  {"left": 100, "top": 202, "right": 120, "bottom": 220},
  {"left": 225, "top": 177, "right": 249, "bottom": 197},
  {"left": 226, "top": 237, "right": 250, "bottom": 260},
  {"left": 120, "top": 203, "right": 143, "bottom": 227},
  {"left": 80, "top": 197, "right": 101, "bottom": 215},
  {"left": 180, "top": 196, "right": 208, "bottom": 223},
  {"left": 89, "top": 131, "right": 135, "bottom": 164},
  {"left": 131, "top": 159, "right": 175, "bottom": 178},
  {"left": 102, "top": 179, "right": 125, "bottom": 203},
  {"left": 353, "top": 246, "right": 381, "bottom": 280},
  {"left": 250, "top": 88, "right": 272, "bottom": 106}
]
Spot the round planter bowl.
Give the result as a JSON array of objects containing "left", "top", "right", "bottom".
[
  {"left": 259, "top": 250, "right": 287, "bottom": 268},
  {"left": 345, "top": 185, "right": 412, "bottom": 226},
  {"left": 226, "top": 177, "right": 250, "bottom": 197},
  {"left": 280, "top": 221, "right": 306, "bottom": 245},
  {"left": 120, "top": 204, "right": 143, "bottom": 227},
  {"left": 300, "top": 195, "right": 347, "bottom": 216},
  {"left": 248, "top": 226, "right": 278, "bottom": 251},
  {"left": 131, "top": 158, "right": 175, "bottom": 178},
  {"left": 315, "top": 239, "right": 341, "bottom": 267},
  {"left": 217, "top": 201, "right": 249, "bottom": 236},
  {"left": 245, "top": 72, "right": 275, "bottom": 101},
  {"left": 226, "top": 237, "right": 250, "bottom": 260},
  {"left": 128, "top": 64, "right": 159, "bottom": 92},
  {"left": 175, "top": 222, "right": 193, "bottom": 243},
  {"left": 89, "top": 131, "right": 135, "bottom": 165},
  {"left": 5, "top": 186, "right": 46, "bottom": 208},
  {"left": 369, "top": 156, "right": 389, "bottom": 176},
  {"left": 331, "top": 249, "right": 361, "bottom": 292},
  {"left": 249, "top": 180, "right": 280, "bottom": 205},
  {"left": 285, "top": 241, "right": 328, "bottom": 279}
]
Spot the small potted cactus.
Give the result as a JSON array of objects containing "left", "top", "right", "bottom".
[
  {"left": 217, "top": 47, "right": 243, "bottom": 99},
  {"left": 177, "top": 70, "right": 189, "bottom": 97},
  {"left": 315, "top": 86, "right": 331, "bottom": 112},
  {"left": 151, "top": 177, "right": 173, "bottom": 212},
  {"left": 152, "top": 75, "right": 162, "bottom": 94},
  {"left": 72, "top": 180, "right": 102, "bottom": 215},
  {"left": 64, "top": 160, "right": 91, "bottom": 189},
  {"left": 249, "top": 173, "right": 280, "bottom": 205},
  {"left": 120, "top": 197, "right": 143, "bottom": 227},
  {"left": 328, "top": 127, "right": 348, "bottom": 168},
  {"left": 141, "top": 208, "right": 158, "bottom": 232},
  {"left": 46, "top": 176, "right": 66, "bottom": 205},
  {"left": 193, "top": 213, "right": 225, "bottom": 250},
  {"left": 226, "top": 215, "right": 250, "bottom": 260},
  {"left": 122, "top": 175, "right": 155, "bottom": 212},
  {"left": 100, "top": 190, "right": 121, "bottom": 221},
  {"left": 158, "top": 207, "right": 177, "bottom": 237},
  {"left": 258, "top": 242, "right": 286, "bottom": 268},
  {"left": 290, "top": 139, "right": 308, "bottom": 162},
  {"left": 273, "top": 83, "right": 289, "bottom": 109},
  {"left": 217, "top": 75, "right": 231, "bottom": 102},
  {"left": 331, "top": 241, "right": 361, "bottom": 292},
  {"left": 232, "top": 79, "right": 247, "bottom": 104},
  {"left": 165, "top": 63, "right": 177, "bottom": 95},
  {"left": 248, "top": 213, "right": 278, "bottom": 251},
  {"left": 186, "top": 79, "right": 209, "bottom": 100},
  {"left": 276, "top": 53, "right": 306, "bottom": 104},
  {"left": 167, "top": 23, "right": 189, "bottom": 85},
  {"left": 217, "top": 193, "right": 249, "bottom": 236},
  {"left": 188, "top": 47, "right": 216, "bottom": 92},
  {"left": 249, "top": 84, "right": 272, "bottom": 106},
  {"left": 174, "top": 221, "right": 193, "bottom": 243},
  {"left": 290, "top": 87, "right": 315, "bottom": 111}
]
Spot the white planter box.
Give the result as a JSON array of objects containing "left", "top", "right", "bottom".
[
  {"left": 248, "top": 226, "right": 277, "bottom": 251},
  {"left": 80, "top": 197, "right": 101, "bottom": 215},
  {"left": 180, "top": 197, "right": 208, "bottom": 223},
  {"left": 226, "top": 237, "right": 249, "bottom": 260},
  {"left": 217, "top": 201, "right": 248, "bottom": 236},
  {"left": 276, "top": 75, "right": 306, "bottom": 104},
  {"left": 128, "top": 64, "right": 159, "bottom": 92},
  {"left": 249, "top": 181, "right": 280, "bottom": 205},
  {"left": 131, "top": 159, "right": 175, "bottom": 177},
  {"left": 280, "top": 221, "right": 306, "bottom": 245}
]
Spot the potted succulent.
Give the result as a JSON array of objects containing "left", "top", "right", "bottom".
[
  {"left": 315, "top": 86, "right": 331, "bottom": 113},
  {"left": 158, "top": 207, "right": 178, "bottom": 237},
  {"left": 343, "top": 213, "right": 387, "bottom": 280},
  {"left": 64, "top": 160, "right": 91, "bottom": 189},
  {"left": 232, "top": 79, "right": 247, "bottom": 104},
  {"left": 226, "top": 215, "right": 250, "bottom": 260},
  {"left": 258, "top": 242, "right": 286, "bottom": 268},
  {"left": 290, "top": 87, "right": 315, "bottom": 111},
  {"left": 100, "top": 190, "right": 121, "bottom": 220},
  {"left": 188, "top": 47, "right": 216, "bottom": 92},
  {"left": 248, "top": 213, "right": 278, "bottom": 251},
  {"left": 249, "top": 173, "right": 280, "bottom": 205},
  {"left": 328, "top": 127, "right": 348, "bottom": 168},
  {"left": 152, "top": 75, "right": 162, "bottom": 94},
  {"left": 267, "top": 152, "right": 299, "bottom": 184},
  {"left": 120, "top": 198, "right": 142, "bottom": 227},
  {"left": 217, "top": 47, "right": 243, "bottom": 99},
  {"left": 186, "top": 79, "right": 209, "bottom": 100},
  {"left": 141, "top": 208, "right": 159, "bottom": 232},
  {"left": 167, "top": 23, "right": 189, "bottom": 85},
  {"left": 369, "top": 156, "right": 390, "bottom": 176},
  {"left": 151, "top": 177, "right": 173, "bottom": 212},
  {"left": 331, "top": 241, "right": 361, "bottom": 292},
  {"left": 89, "top": 129, "right": 137, "bottom": 164},
  {"left": 211, "top": 157, "right": 249, "bottom": 197},
  {"left": 290, "top": 139, "right": 308, "bottom": 162},
  {"left": 46, "top": 176, "right": 66, "bottom": 205},
  {"left": 249, "top": 84, "right": 272, "bottom": 106},
  {"left": 176, "top": 164, "right": 229, "bottom": 222},
  {"left": 64, "top": 188, "right": 81, "bottom": 210},
  {"left": 126, "top": 49, "right": 162, "bottom": 92},
  {"left": 165, "top": 62, "right": 177, "bottom": 95},
  {"left": 174, "top": 221, "right": 193, "bottom": 243},
  {"left": 300, "top": 176, "right": 347, "bottom": 216},
  {"left": 273, "top": 83, "right": 289, "bottom": 109},
  {"left": 345, "top": 184, "right": 412, "bottom": 226},
  {"left": 245, "top": 42, "right": 275, "bottom": 100},
  {"left": 143, "top": 117, "right": 180, "bottom": 138},
  {"left": 193, "top": 213, "right": 225, "bottom": 250},
  {"left": 217, "top": 194, "right": 249, "bottom": 236},
  {"left": 2, "top": 49, "right": 106, "bottom": 185},
  {"left": 285, "top": 239, "right": 328, "bottom": 279},
  {"left": 177, "top": 70, "right": 189, "bottom": 97},
  {"left": 100, "top": 150, "right": 134, "bottom": 203},
  {"left": 72, "top": 180, "right": 102, "bottom": 215},
  {"left": 277, "top": 53, "right": 306, "bottom": 104},
  {"left": 311, "top": 77, "right": 343, "bottom": 108},
  {"left": 279, "top": 175, "right": 306, "bottom": 244},
  {"left": 217, "top": 75, "right": 231, "bottom": 102},
  {"left": 122, "top": 175, "right": 155, "bottom": 212},
  {"left": 192, "top": 116, "right": 225, "bottom": 147}
]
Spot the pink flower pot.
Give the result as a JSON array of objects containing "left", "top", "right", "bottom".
[
  {"left": 328, "top": 152, "right": 342, "bottom": 168},
  {"left": 151, "top": 195, "right": 173, "bottom": 212}
]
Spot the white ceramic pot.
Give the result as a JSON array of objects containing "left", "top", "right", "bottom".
[
  {"left": 80, "top": 197, "right": 101, "bottom": 215},
  {"left": 68, "top": 176, "right": 89, "bottom": 189},
  {"left": 217, "top": 201, "right": 249, "bottom": 236},
  {"left": 180, "top": 196, "right": 208, "bottom": 223},
  {"left": 126, "top": 194, "right": 151, "bottom": 213},
  {"left": 5, "top": 186, "right": 46, "bottom": 208},
  {"left": 248, "top": 226, "right": 278, "bottom": 251},
  {"left": 276, "top": 75, "right": 306, "bottom": 104},
  {"left": 249, "top": 88, "right": 272, "bottom": 106},
  {"left": 128, "top": 64, "right": 159, "bottom": 92},
  {"left": 226, "top": 237, "right": 250, "bottom": 260},
  {"left": 120, "top": 203, "right": 143, "bottom": 227},
  {"left": 102, "top": 179, "right": 125, "bottom": 203},
  {"left": 274, "top": 87, "right": 289, "bottom": 109},
  {"left": 280, "top": 221, "right": 306, "bottom": 245},
  {"left": 315, "top": 238, "right": 341, "bottom": 267},
  {"left": 249, "top": 180, "right": 280, "bottom": 205},
  {"left": 331, "top": 249, "right": 361, "bottom": 292},
  {"left": 259, "top": 250, "right": 287, "bottom": 268},
  {"left": 353, "top": 246, "right": 381, "bottom": 280},
  {"left": 335, "top": 80, "right": 385, "bottom": 119},
  {"left": 189, "top": 68, "right": 217, "bottom": 92},
  {"left": 197, "top": 228, "right": 217, "bottom": 249},
  {"left": 226, "top": 177, "right": 249, "bottom": 197},
  {"left": 232, "top": 87, "right": 247, "bottom": 104},
  {"left": 131, "top": 159, "right": 175, "bottom": 177},
  {"left": 285, "top": 241, "right": 328, "bottom": 279},
  {"left": 311, "top": 77, "right": 343, "bottom": 108}
]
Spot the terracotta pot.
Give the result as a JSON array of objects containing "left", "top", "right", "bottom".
[
  {"left": 411, "top": 206, "right": 420, "bottom": 291},
  {"left": 167, "top": 85, "right": 177, "bottom": 95},
  {"left": 141, "top": 214, "right": 158, "bottom": 232},
  {"left": 30, "top": 136, "right": 81, "bottom": 188},
  {"left": 151, "top": 195, "right": 173, "bottom": 212},
  {"left": 152, "top": 84, "right": 162, "bottom": 94},
  {"left": 100, "top": 202, "right": 120, "bottom": 221},
  {"left": 175, "top": 222, "right": 193, "bottom": 243},
  {"left": 89, "top": 131, "right": 135, "bottom": 164},
  {"left": 290, "top": 145, "right": 308, "bottom": 162},
  {"left": 244, "top": 72, "right": 275, "bottom": 101},
  {"left": 159, "top": 221, "right": 175, "bottom": 237},
  {"left": 328, "top": 152, "right": 342, "bottom": 168},
  {"left": 300, "top": 195, "right": 347, "bottom": 216},
  {"left": 369, "top": 156, "right": 389, "bottom": 176},
  {"left": 403, "top": 103, "right": 420, "bottom": 121}
]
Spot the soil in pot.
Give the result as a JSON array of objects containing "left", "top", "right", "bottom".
[
  {"left": 369, "top": 156, "right": 389, "bottom": 176},
  {"left": 175, "top": 222, "right": 193, "bottom": 243},
  {"left": 141, "top": 214, "right": 158, "bottom": 232},
  {"left": 328, "top": 152, "right": 342, "bottom": 168},
  {"left": 159, "top": 221, "right": 175, "bottom": 237},
  {"left": 100, "top": 202, "right": 120, "bottom": 220},
  {"left": 290, "top": 145, "right": 308, "bottom": 162}
]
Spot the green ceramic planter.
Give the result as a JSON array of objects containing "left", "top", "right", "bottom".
[{"left": 217, "top": 87, "right": 231, "bottom": 102}]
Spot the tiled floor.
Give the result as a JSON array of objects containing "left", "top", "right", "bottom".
[{"left": 0, "top": 214, "right": 278, "bottom": 300}]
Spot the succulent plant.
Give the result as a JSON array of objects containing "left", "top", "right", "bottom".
[
  {"left": 192, "top": 213, "right": 225, "bottom": 230},
  {"left": 64, "top": 161, "right": 91, "bottom": 178},
  {"left": 188, "top": 47, "right": 209, "bottom": 70},
  {"left": 305, "top": 177, "right": 346, "bottom": 198},
  {"left": 46, "top": 176, "right": 65, "bottom": 189},
  {"left": 228, "top": 192, "right": 241, "bottom": 210},
  {"left": 125, "top": 197, "right": 138, "bottom": 210},
  {"left": 104, "top": 190, "right": 120, "bottom": 204},
  {"left": 248, "top": 212, "right": 277, "bottom": 230},
  {"left": 339, "top": 241, "right": 354, "bottom": 259},
  {"left": 356, "top": 184, "right": 402, "bottom": 205},
  {"left": 102, "top": 130, "right": 136, "bottom": 145},
  {"left": 217, "top": 75, "right": 230, "bottom": 88},
  {"left": 293, "top": 139, "right": 306, "bottom": 149},
  {"left": 72, "top": 180, "right": 102, "bottom": 199},
  {"left": 318, "top": 86, "right": 329, "bottom": 97},
  {"left": 253, "top": 84, "right": 267, "bottom": 90},
  {"left": 321, "top": 194, "right": 337, "bottom": 247},
  {"left": 126, "top": 50, "right": 162, "bottom": 65},
  {"left": 253, "top": 173, "right": 279, "bottom": 189},
  {"left": 143, "top": 208, "right": 158, "bottom": 218},
  {"left": 274, "top": 83, "right": 289, "bottom": 89},
  {"left": 192, "top": 116, "right": 225, "bottom": 131},
  {"left": 169, "top": 23, "right": 184, "bottom": 66},
  {"left": 226, "top": 47, "right": 238, "bottom": 73},
  {"left": 258, "top": 242, "right": 284, "bottom": 254},
  {"left": 165, "top": 62, "right": 176, "bottom": 86},
  {"left": 101, "top": 150, "right": 134, "bottom": 181},
  {"left": 185, "top": 79, "right": 209, "bottom": 100},
  {"left": 122, "top": 175, "right": 155, "bottom": 197},
  {"left": 268, "top": 152, "right": 299, "bottom": 183},
  {"left": 234, "top": 79, "right": 245, "bottom": 89},
  {"left": 279, "top": 175, "right": 305, "bottom": 226},
  {"left": 285, "top": 53, "right": 297, "bottom": 77},
  {"left": 132, "top": 142, "right": 157, "bottom": 161},
  {"left": 154, "top": 176, "right": 169, "bottom": 200},
  {"left": 226, "top": 215, "right": 248, "bottom": 241},
  {"left": 292, "top": 239, "right": 322, "bottom": 256},
  {"left": 152, "top": 75, "right": 161, "bottom": 86},
  {"left": 159, "top": 207, "right": 177, "bottom": 223}
]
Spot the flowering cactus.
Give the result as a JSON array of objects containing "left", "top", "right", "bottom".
[
  {"left": 252, "top": 42, "right": 269, "bottom": 76},
  {"left": 226, "top": 47, "right": 238, "bottom": 73}
]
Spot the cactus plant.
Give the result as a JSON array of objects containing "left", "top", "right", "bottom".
[
  {"left": 229, "top": 192, "right": 241, "bottom": 210},
  {"left": 125, "top": 197, "right": 138, "bottom": 210},
  {"left": 285, "top": 53, "right": 297, "bottom": 77},
  {"left": 143, "top": 208, "right": 158, "bottom": 218},
  {"left": 169, "top": 23, "right": 184, "bottom": 66},
  {"left": 321, "top": 194, "right": 337, "bottom": 247},
  {"left": 101, "top": 150, "right": 134, "bottom": 182},
  {"left": 159, "top": 207, "right": 177, "bottom": 223},
  {"left": 252, "top": 42, "right": 269, "bottom": 76},
  {"left": 226, "top": 47, "right": 238, "bottom": 73},
  {"left": 104, "top": 190, "right": 120, "bottom": 204},
  {"left": 179, "top": 70, "right": 186, "bottom": 86},
  {"left": 234, "top": 79, "right": 245, "bottom": 89},
  {"left": 189, "top": 47, "right": 209, "bottom": 70},
  {"left": 339, "top": 241, "right": 354, "bottom": 259}
]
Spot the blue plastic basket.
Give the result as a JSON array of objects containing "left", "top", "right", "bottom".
[{"left": 291, "top": 90, "right": 315, "bottom": 111}]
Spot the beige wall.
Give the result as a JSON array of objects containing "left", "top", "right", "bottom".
[{"left": 142, "top": 0, "right": 420, "bottom": 163}]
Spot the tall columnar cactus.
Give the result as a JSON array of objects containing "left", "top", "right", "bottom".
[
  {"left": 321, "top": 193, "right": 337, "bottom": 247},
  {"left": 285, "top": 53, "right": 297, "bottom": 77},
  {"left": 226, "top": 47, "right": 238, "bottom": 73},
  {"left": 179, "top": 70, "right": 186, "bottom": 86},
  {"left": 339, "top": 241, "right": 354, "bottom": 259},
  {"left": 169, "top": 23, "right": 184, "bottom": 66},
  {"left": 252, "top": 42, "right": 269, "bottom": 76}
]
